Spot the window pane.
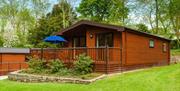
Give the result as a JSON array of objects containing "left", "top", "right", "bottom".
[
  {"left": 80, "top": 37, "right": 86, "bottom": 47},
  {"left": 106, "top": 33, "right": 113, "bottom": 47},
  {"left": 73, "top": 38, "right": 79, "bottom": 47},
  {"left": 98, "top": 34, "right": 105, "bottom": 47},
  {"left": 163, "top": 43, "right": 167, "bottom": 52},
  {"left": 97, "top": 33, "right": 113, "bottom": 47},
  {"left": 149, "top": 39, "right": 154, "bottom": 48},
  {"left": 73, "top": 37, "right": 86, "bottom": 47}
]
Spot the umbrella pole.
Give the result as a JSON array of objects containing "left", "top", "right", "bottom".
[
  {"left": 54, "top": 48, "right": 56, "bottom": 60},
  {"left": 41, "top": 47, "right": 43, "bottom": 60}
]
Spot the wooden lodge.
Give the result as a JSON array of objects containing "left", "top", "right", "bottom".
[{"left": 31, "top": 20, "right": 171, "bottom": 73}]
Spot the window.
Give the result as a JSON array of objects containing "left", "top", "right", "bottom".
[
  {"left": 73, "top": 37, "right": 86, "bottom": 47},
  {"left": 163, "top": 43, "right": 167, "bottom": 52},
  {"left": 96, "top": 33, "right": 113, "bottom": 47},
  {"left": 149, "top": 39, "right": 154, "bottom": 48},
  {"left": 80, "top": 37, "right": 86, "bottom": 47},
  {"left": 106, "top": 33, "right": 113, "bottom": 47},
  {"left": 73, "top": 37, "right": 79, "bottom": 47}
]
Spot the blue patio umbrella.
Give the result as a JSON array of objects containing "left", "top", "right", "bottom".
[
  {"left": 43, "top": 35, "right": 67, "bottom": 60},
  {"left": 44, "top": 35, "right": 67, "bottom": 43}
]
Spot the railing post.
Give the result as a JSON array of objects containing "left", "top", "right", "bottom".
[
  {"left": 20, "top": 62, "right": 22, "bottom": 70},
  {"left": 7, "top": 62, "right": 9, "bottom": 73},
  {"left": 105, "top": 46, "right": 109, "bottom": 74},
  {"left": 120, "top": 48, "right": 123, "bottom": 73},
  {"left": 68, "top": 48, "right": 71, "bottom": 68},
  {"left": 41, "top": 48, "right": 43, "bottom": 60},
  {"left": 54, "top": 48, "right": 56, "bottom": 60}
]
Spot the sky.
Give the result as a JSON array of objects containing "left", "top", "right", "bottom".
[{"left": 50, "top": 0, "right": 81, "bottom": 9}]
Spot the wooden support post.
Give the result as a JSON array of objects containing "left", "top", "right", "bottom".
[
  {"left": 105, "top": 46, "right": 109, "bottom": 74},
  {"left": 20, "top": 62, "right": 21, "bottom": 70},
  {"left": 41, "top": 48, "right": 43, "bottom": 60},
  {"left": 7, "top": 62, "right": 9, "bottom": 72}
]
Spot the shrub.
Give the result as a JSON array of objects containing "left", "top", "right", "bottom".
[
  {"left": 48, "top": 59, "right": 64, "bottom": 73},
  {"left": 28, "top": 57, "right": 46, "bottom": 73},
  {"left": 74, "top": 54, "right": 93, "bottom": 75},
  {"left": 57, "top": 68, "right": 73, "bottom": 76}
]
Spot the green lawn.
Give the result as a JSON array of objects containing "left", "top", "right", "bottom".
[
  {"left": 171, "top": 49, "right": 180, "bottom": 56},
  {"left": 0, "top": 64, "right": 180, "bottom": 91}
]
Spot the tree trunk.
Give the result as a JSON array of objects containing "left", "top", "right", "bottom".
[{"left": 155, "top": 0, "right": 159, "bottom": 34}]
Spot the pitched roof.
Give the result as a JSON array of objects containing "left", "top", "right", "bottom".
[{"left": 57, "top": 20, "right": 170, "bottom": 41}]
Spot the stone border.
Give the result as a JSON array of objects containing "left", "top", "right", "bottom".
[{"left": 8, "top": 71, "right": 106, "bottom": 84}]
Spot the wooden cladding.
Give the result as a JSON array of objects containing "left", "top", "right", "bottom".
[
  {"left": 125, "top": 31, "right": 169, "bottom": 66},
  {"left": 0, "top": 53, "right": 28, "bottom": 75}
]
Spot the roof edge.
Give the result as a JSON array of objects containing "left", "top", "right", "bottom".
[
  {"left": 125, "top": 27, "right": 171, "bottom": 41},
  {"left": 56, "top": 20, "right": 125, "bottom": 35},
  {"left": 56, "top": 20, "right": 170, "bottom": 41}
]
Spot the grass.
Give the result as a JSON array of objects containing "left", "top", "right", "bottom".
[
  {"left": 171, "top": 49, "right": 180, "bottom": 56},
  {"left": 0, "top": 64, "right": 180, "bottom": 91}
]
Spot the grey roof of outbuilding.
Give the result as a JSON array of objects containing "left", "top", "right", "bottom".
[{"left": 0, "top": 48, "right": 30, "bottom": 54}]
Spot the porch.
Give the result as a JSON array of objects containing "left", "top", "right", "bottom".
[{"left": 30, "top": 47, "right": 122, "bottom": 73}]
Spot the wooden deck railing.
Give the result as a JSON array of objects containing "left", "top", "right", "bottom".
[
  {"left": 30, "top": 47, "right": 121, "bottom": 62},
  {"left": 30, "top": 47, "right": 122, "bottom": 73}
]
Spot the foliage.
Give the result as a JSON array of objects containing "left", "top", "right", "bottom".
[
  {"left": 74, "top": 54, "right": 93, "bottom": 75},
  {"left": 26, "top": 58, "right": 70, "bottom": 76},
  {"left": 0, "top": 0, "right": 36, "bottom": 47},
  {"left": 56, "top": 68, "right": 73, "bottom": 76},
  {"left": 0, "top": 33, "right": 4, "bottom": 47},
  {"left": 28, "top": 57, "right": 46, "bottom": 73},
  {"left": 171, "top": 49, "right": 180, "bottom": 56},
  {"left": 26, "top": 54, "right": 94, "bottom": 75},
  {"left": 77, "top": 0, "right": 129, "bottom": 24},
  {"left": 28, "top": 0, "right": 76, "bottom": 47},
  {"left": 136, "top": 23, "right": 150, "bottom": 33},
  {"left": 48, "top": 59, "right": 65, "bottom": 73}
]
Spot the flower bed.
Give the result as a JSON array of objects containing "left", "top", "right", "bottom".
[
  {"left": 8, "top": 71, "right": 105, "bottom": 84},
  {"left": 8, "top": 54, "right": 106, "bottom": 84}
]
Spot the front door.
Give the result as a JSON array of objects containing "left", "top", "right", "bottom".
[
  {"left": 96, "top": 33, "right": 113, "bottom": 61},
  {"left": 96, "top": 33, "right": 113, "bottom": 47},
  {"left": 72, "top": 36, "right": 86, "bottom": 58}
]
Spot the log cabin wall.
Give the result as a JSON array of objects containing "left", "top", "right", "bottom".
[
  {"left": 0, "top": 48, "right": 29, "bottom": 75},
  {"left": 0, "top": 53, "right": 29, "bottom": 75},
  {"left": 123, "top": 29, "right": 170, "bottom": 70}
]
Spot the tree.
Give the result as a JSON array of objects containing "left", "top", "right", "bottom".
[
  {"left": 136, "top": 23, "right": 149, "bottom": 33},
  {"left": 31, "top": 0, "right": 51, "bottom": 19},
  {"left": 0, "top": 0, "right": 51, "bottom": 47},
  {"left": 77, "top": 0, "right": 129, "bottom": 25},
  {"left": 0, "top": 0, "right": 34, "bottom": 47},
  {"left": 0, "top": 31, "right": 4, "bottom": 47},
  {"left": 28, "top": 0, "right": 77, "bottom": 47},
  {"left": 168, "top": 0, "right": 180, "bottom": 48},
  {"left": 49, "top": 0, "right": 77, "bottom": 28}
]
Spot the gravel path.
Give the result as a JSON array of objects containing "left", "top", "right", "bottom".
[
  {"left": 0, "top": 76, "right": 8, "bottom": 80},
  {"left": 171, "top": 56, "right": 180, "bottom": 63}
]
